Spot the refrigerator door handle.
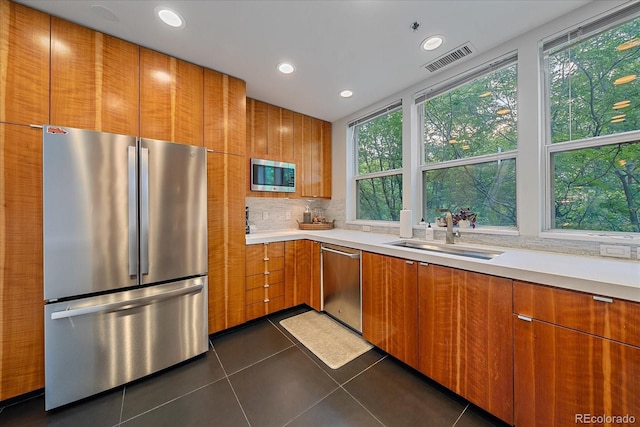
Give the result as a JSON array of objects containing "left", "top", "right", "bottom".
[
  {"left": 50, "top": 282, "right": 204, "bottom": 320},
  {"left": 140, "top": 147, "right": 150, "bottom": 275},
  {"left": 128, "top": 146, "right": 137, "bottom": 277}
]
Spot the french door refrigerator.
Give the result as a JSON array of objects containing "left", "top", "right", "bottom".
[{"left": 43, "top": 125, "right": 208, "bottom": 410}]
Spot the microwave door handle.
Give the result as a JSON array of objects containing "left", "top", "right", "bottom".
[
  {"left": 140, "top": 147, "right": 149, "bottom": 276},
  {"left": 127, "top": 146, "right": 137, "bottom": 277}
]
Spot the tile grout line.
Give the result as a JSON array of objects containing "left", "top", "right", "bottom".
[
  {"left": 211, "top": 345, "right": 252, "bottom": 427},
  {"left": 339, "top": 385, "right": 387, "bottom": 427},
  {"left": 451, "top": 403, "right": 470, "bottom": 426},
  {"left": 117, "top": 387, "right": 126, "bottom": 426}
]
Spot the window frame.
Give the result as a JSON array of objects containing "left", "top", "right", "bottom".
[
  {"left": 350, "top": 100, "right": 404, "bottom": 222},
  {"left": 416, "top": 54, "right": 519, "bottom": 229},
  {"left": 541, "top": 5, "right": 640, "bottom": 236}
]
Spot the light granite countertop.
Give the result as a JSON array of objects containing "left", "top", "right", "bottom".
[{"left": 246, "top": 228, "right": 640, "bottom": 303}]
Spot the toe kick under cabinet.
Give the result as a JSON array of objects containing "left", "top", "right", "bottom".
[{"left": 245, "top": 242, "right": 286, "bottom": 320}]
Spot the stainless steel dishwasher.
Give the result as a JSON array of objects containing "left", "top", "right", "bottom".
[{"left": 321, "top": 243, "right": 362, "bottom": 332}]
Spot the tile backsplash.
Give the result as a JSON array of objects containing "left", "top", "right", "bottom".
[{"left": 245, "top": 197, "right": 637, "bottom": 259}]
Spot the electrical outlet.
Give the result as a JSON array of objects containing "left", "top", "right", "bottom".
[
  {"left": 262, "top": 211, "right": 269, "bottom": 221},
  {"left": 599, "top": 244, "right": 631, "bottom": 259},
  {"left": 285, "top": 211, "right": 291, "bottom": 220}
]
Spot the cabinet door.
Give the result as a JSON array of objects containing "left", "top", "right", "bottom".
[
  {"left": 0, "top": 0, "right": 49, "bottom": 125},
  {"left": 0, "top": 124, "right": 44, "bottom": 400},
  {"left": 204, "top": 69, "right": 246, "bottom": 155},
  {"left": 301, "top": 117, "right": 331, "bottom": 199},
  {"left": 207, "top": 151, "right": 246, "bottom": 333},
  {"left": 362, "top": 252, "right": 418, "bottom": 368},
  {"left": 246, "top": 98, "right": 268, "bottom": 157},
  {"left": 140, "top": 48, "right": 203, "bottom": 146},
  {"left": 51, "top": 18, "right": 139, "bottom": 135},
  {"left": 418, "top": 264, "right": 513, "bottom": 424},
  {"left": 310, "top": 241, "right": 322, "bottom": 311},
  {"left": 284, "top": 240, "right": 312, "bottom": 308},
  {"left": 514, "top": 317, "right": 640, "bottom": 427}
]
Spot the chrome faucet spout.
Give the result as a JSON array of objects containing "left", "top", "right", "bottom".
[{"left": 436, "top": 208, "right": 455, "bottom": 244}]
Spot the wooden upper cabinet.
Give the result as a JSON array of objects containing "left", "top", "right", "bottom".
[
  {"left": 204, "top": 69, "right": 246, "bottom": 155},
  {"left": 301, "top": 117, "right": 331, "bottom": 199},
  {"left": 246, "top": 98, "right": 268, "bottom": 156},
  {"left": 0, "top": 124, "right": 44, "bottom": 400},
  {"left": 51, "top": 18, "right": 139, "bottom": 135},
  {"left": 140, "top": 48, "right": 203, "bottom": 146},
  {"left": 0, "top": 0, "right": 50, "bottom": 125}
]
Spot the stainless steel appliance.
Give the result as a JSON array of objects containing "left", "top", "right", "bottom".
[
  {"left": 43, "top": 125, "right": 208, "bottom": 410},
  {"left": 321, "top": 244, "right": 362, "bottom": 332},
  {"left": 250, "top": 158, "right": 296, "bottom": 192}
]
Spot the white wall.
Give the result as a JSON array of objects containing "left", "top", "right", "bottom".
[{"left": 328, "top": 0, "right": 639, "bottom": 258}]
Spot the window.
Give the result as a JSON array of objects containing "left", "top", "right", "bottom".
[
  {"left": 544, "top": 8, "right": 639, "bottom": 233},
  {"left": 351, "top": 101, "right": 403, "bottom": 221},
  {"left": 417, "top": 55, "right": 518, "bottom": 227}
]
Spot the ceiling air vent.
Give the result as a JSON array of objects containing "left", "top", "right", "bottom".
[{"left": 422, "top": 43, "right": 475, "bottom": 72}]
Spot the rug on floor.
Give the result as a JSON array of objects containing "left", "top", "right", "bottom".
[{"left": 279, "top": 310, "right": 373, "bottom": 369}]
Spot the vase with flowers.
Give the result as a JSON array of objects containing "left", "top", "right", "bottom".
[{"left": 454, "top": 208, "right": 476, "bottom": 228}]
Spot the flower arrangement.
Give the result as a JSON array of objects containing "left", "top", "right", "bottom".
[{"left": 454, "top": 208, "right": 476, "bottom": 228}]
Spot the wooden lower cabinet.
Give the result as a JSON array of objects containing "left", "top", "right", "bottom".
[
  {"left": 514, "top": 281, "right": 640, "bottom": 427},
  {"left": 283, "top": 240, "right": 321, "bottom": 311},
  {"left": 245, "top": 242, "right": 285, "bottom": 320},
  {"left": 418, "top": 264, "right": 513, "bottom": 424},
  {"left": 0, "top": 124, "right": 44, "bottom": 401},
  {"left": 207, "top": 152, "right": 246, "bottom": 334},
  {"left": 362, "top": 252, "right": 418, "bottom": 368}
]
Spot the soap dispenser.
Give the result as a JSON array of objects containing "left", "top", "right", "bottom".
[{"left": 425, "top": 220, "right": 434, "bottom": 240}]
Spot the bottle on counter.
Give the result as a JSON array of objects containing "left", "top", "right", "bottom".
[{"left": 303, "top": 205, "right": 311, "bottom": 224}]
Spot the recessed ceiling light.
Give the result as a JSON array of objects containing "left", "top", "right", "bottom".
[
  {"left": 421, "top": 35, "right": 444, "bottom": 51},
  {"left": 277, "top": 63, "right": 295, "bottom": 74},
  {"left": 340, "top": 90, "right": 353, "bottom": 98},
  {"left": 155, "top": 7, "right": 185, "bottom": 28}
]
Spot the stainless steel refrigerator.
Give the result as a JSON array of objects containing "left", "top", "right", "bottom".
[{"left": 42, "top": 125, "right": 208, "bottom": 410}]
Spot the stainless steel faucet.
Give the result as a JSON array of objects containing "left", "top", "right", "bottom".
[{"left": 436, "top": 208, "right": 455, "bottom": 244}]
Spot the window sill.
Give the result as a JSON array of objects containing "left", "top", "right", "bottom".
[{"left": 345, "top": 220, "right": 520, "bottom": 236}]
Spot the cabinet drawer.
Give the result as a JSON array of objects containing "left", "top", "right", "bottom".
[
  {"left": 514, "top": 281, "right": 640, "bottom": 347},
  {"left": 245, "top": 270, "right": 284, "bottom": 290},
  {"left": 246, "top": 282, "right": 285, "bottom": 305},
  {"left": 245, "top": 295, "right": 285, "bottom": 321},
  {"left": 265, "top": 242, "right": 284, "bottom": 257},
  {"left": 245, "top": 255, "right": 284, "bottom": 277}
]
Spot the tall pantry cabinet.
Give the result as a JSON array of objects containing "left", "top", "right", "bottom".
[
  {"left": 0, "top": 0, "right": 249, "bottom": 401},
  {"left": 0, "top": 0, "right": 49, "bottom": 401}
]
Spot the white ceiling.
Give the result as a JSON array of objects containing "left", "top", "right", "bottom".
[{"left": 16, "top": 0, "right": 593, "bottom": 122}]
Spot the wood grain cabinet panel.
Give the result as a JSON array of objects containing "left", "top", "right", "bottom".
[
  {"left": 0, "top": 124, "right": 44, "bottom": 401},
  {"left": 284, "top": 239, "right": 313, "bottom": 308},
  {"left": 204, "top": 69, "right": 246, "bottom": 155},
  {"left": 140, "top": 48, "right": 203, "bottom": 146},
  {"left": 514, "top": 280, "right": 640, "bottom": 347},
  {"left": 362, "top": 252, "right": 419, "bottom": 368},
  {"left": 207, "top": 151, "right": 246, "bottom": 334},
  {"left": 246, "top": 98, "right": 268, "bottom": 157},
  {"left": 0, "top": 0, "right": 49, "bottom": 125},
  {"left": 300, "top": 117, "right": 331, "bottom": 199},
  {"left": 514, "top": 317, "right": 640, "bottom": 427},
  {"left": 50, "top": 18, "right": 139, "bottom": 135},
  {"left": 418, "top": 264, "right": 513, "bottom": 424}
]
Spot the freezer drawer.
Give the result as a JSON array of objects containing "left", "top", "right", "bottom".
[
  {"left": 321, "top": 244, "right": 362, "bottom": 332},
  {"left": 44, "top": 277, "right": 208, "bottom": 410}
]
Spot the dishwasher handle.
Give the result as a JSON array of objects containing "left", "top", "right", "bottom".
[{"left": 321, "top": 246, "right": 360, "bottom": 259}]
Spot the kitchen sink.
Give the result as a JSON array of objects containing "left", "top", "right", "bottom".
[{"left": 386, "top": 240, "right": 503, "bottom": 260}]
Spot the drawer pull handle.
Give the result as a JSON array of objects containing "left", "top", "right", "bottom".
[
  {"left": 406, "top": 261, "right": 414, "bottom": 265},
  {"left": 593, "top": 295, "right": 613, "bottom": 303},
  {"left": 264, "top": 284, "right": 269, "bottom": 288},
  {"left": 264, "top": 257, "right": 269, "bottom": 261},
  {"left": 264, "top": 298, "right": 270, "bottom": 303},
  {"left": 419, "top": 262, "right": 429, "bottom": 267},
  {"left": 264, "top": 271, "right": 270, "bottom": 275},
  {"left": 517, "top": 315, "right": 532, "bottom": 322}
]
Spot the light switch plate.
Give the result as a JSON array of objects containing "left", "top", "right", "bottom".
[
  {"left": 262, "top": 211, "right": 269, "bottom": 220},
  {"left": 599, "top": 244, "right": 631, "bottom": 259}
]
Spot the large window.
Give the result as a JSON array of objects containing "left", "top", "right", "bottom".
[
  {"left": 544, "top": 10, "right": 639, "bottom": 233},
  {"left": 351, "top": 102, "right": 403, "bottom": 221},
  {"left": 418, "top": 56, "right": 518, "bottom": 227}
]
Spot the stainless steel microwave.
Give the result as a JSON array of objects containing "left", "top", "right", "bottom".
[{"left": 250, "top": 158, "right": 296, "bottom": 193}]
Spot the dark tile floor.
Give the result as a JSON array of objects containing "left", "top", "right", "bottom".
[{"left": 0, "top": 306, "right": 509, "bottom": 427}]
